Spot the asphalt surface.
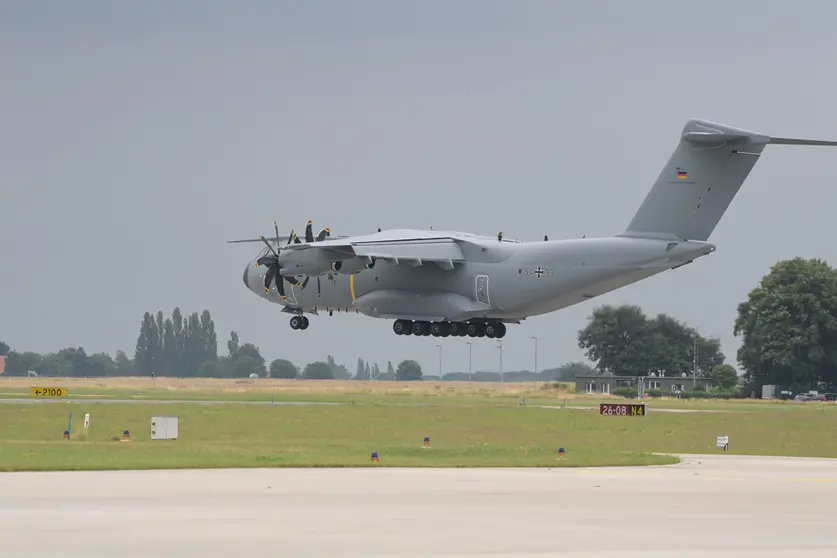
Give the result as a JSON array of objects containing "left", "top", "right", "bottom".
[{"left": 2, "top": 454, "right": 836, "bottom": 557}]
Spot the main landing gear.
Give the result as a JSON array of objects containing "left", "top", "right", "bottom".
[
  {"left": 289, "top": 315, "right": 309, "bottom": 330},
  {"left": 392, "top": 319, "right": 506, "bottom": 338}
]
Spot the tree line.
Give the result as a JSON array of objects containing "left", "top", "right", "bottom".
[
  {"left": 0, "top": 305, "right": 594, "bottom": 382},
  {"left": 576, "top": 257, "right": 837, "bottom": 395},
  {"left": 3, "top": 257, "right": 835, "bottom": 392}
]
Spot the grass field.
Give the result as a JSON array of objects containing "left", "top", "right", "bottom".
[
  {"left": 0, "top": 376, "right": 818, "bottom": 411},
  {"left": 2, "top": 377, "right": 836, "bottom": 472}
]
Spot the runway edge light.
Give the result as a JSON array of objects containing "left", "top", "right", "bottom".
[
  {"left": 558, "top": 447, "right": 566, "bottom": 458},
  {"left": 423, "top": 436, "right": 430, "bottom": 448},
  {"left": 371, "top": 451, "right": 379, "bottom": 463},
  {"left": 122, "top": 429, "right": 131, "bottom": 443}
]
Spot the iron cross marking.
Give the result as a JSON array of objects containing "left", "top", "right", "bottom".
[{"left": 534, "top": 266, "right": 544, "bottom": 278}]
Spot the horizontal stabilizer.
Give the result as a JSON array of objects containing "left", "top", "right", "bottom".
[{"left": 767, "top": 136, "right": 837, "bottom": 146}]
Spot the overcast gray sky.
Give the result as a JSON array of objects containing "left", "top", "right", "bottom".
[{"left": 3, "top": 1, "right": 837, "bottom": 376}]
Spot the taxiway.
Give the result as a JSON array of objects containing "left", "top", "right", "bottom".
[{"left": 2, "top": 454, "right": 835, "bottom": 557}]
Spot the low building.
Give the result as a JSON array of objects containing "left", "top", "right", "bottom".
[{"left": 575, "top": 374, "right": 713, "bottom": 395}]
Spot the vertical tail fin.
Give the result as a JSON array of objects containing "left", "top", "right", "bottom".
[{"left": 619, "top": 119, "right": 837, "bottom": 241}]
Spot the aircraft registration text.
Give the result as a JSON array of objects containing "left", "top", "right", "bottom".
[{"left": 521, "top": 266, "right": 553, "bottom": 278}]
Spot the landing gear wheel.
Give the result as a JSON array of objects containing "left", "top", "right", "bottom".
[
  {"left": 467, "top": 321, "right": 485, "bottom": 337},
  {"left": 494, "top": 322, "right": 506, "bottom": 338},
  {"left": 411, "top": 321, "right": 427, "bottom": 336},
  {"left": 393, "top": 319, "right": 410, "bottom": 335},
  {"left": 290, "top": 316, "right": 302, "bottom": 330},
  {"left": 430, "top": 322, "right": 450, "bottom": 337},
  {"left": 485, "top": 323, "right": 497, "bottom": 338},
  {"left": 300, "top": 316, "right": 309, "bottom": 330}
]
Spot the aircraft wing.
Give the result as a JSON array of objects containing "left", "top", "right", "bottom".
[{"left": 284, "top": 229, "right": 468, "bottom": 269}]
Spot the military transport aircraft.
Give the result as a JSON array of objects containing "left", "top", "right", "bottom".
[{"left": 229, "top": 118, "right": 837, "bottom": 339}]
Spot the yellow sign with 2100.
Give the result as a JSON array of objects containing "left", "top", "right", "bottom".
[{"left": 31, "top": 387, "right": 67, "bottom": 397}]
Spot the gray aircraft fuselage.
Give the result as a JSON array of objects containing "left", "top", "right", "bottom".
[{"left": 242, "top": 234, "right": 714, "bottom": 322}]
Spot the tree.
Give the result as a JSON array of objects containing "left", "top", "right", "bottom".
[
  {"left": 303, "top": 361, "right": 334, "bottom": 379},
  {"left": 198, "top": 360, "right": 220, "bottom": 377},
  {"left": 227, "top": 331, "right": 240, "bottom": 358},
  {"left": 396, "top": 359, "right": 422, "bottom": 381},
  {"left": 87, "top": 353, "right": 117, "bottom": 377},
  {"left": 711, "top": 364, "right": 739, "bottom": 390},
  {"left": 4, "top": 351, "right": 41, "bottom": 376},
  {"left": 0, "top": 340, "right": 9, "bottom": 356},
  {"left": 577, "top": 305, "right": 657, "bottom": 376},
  {"left": 356, "top": 357, "right": 366, "bottom": 379},
  {"left": 232, "top": 355, "right": 263, "bottom": 378},
  {"left": 114, "top": 350, "right": 133, "bottom": 376},
  {"left": 371, "top": 362, "right": 380, "bottom": 379},
  {"left": 546, "top": 361, "right": 596, "bottom": 381},
  {"left": 326, "top": 355, "right": 350, "bottom": 379},
  {"left": 235, "top": 343, "right": 265, "bottom": 371},
  {"left": 578, "top": 304, "right": 724, "bottom": 377},
  {"left": 134, "top": 312, "right": 157, "bottom": 376},
  {"left": 270, "top": 359, "right": 298, "bottom": 379},
  {"left": 734, "top": 257, "right": 837, "bottom": 390}
]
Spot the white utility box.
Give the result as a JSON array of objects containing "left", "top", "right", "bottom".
[{"left": 151, "top": 416, "right": 179, "bottom": 440}]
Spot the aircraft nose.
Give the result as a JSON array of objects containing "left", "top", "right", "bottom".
[{"left": 243, "top": 262, "right": 254, "bottom": 291}]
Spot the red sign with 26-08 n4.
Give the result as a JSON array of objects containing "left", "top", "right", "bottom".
[{"left": 599, "top": 402, "right": 646, "bottom": 416}]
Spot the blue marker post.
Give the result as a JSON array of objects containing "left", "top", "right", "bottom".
[
  {"left": 423, "top": 436, "right": 430, "bottom": 448},
  {"left": 371, "top": 451, "right": 379, "bottom": 463},
  {"left": 558, "top": 447, "right": 566, "bottom": 458}
]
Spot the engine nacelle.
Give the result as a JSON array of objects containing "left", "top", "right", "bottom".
[
  {"left": 330, "top": 257, "right": 375, "bottom": 275},
  {"left": 277, "top": 248, "right": 333, "bottom": 276}
]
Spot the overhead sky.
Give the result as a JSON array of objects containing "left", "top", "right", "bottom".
[{"left": 3, "top": 1, "right": 837, "bottom": 377}]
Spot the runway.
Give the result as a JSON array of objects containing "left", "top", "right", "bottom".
[{"left": 2, "top": 454, "right": 836, "bottom": 557}]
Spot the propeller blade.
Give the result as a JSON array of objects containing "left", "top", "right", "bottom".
[
  {"left": 256, "top": 256, "right": 274, "bottom": 267},
  {"left": 305, "top": 220, "right": 314, "bottom": 242},
  {"left": 276, "top": 273, "right": 286, "bottom": 299},
  {"left": 293, "top": 231, "right": 301, "bottom": 244},
  {"left": 274, "top": 222, "right": 281, "bottom": 246},
  {"left": 263, "top": 265, "right": 277, "bottom": 293},
  {"left": 316, "top": 228, "right": 329, "bottom": 241},
  {"left": 258, "top": 236, "right": 278, "bottom": 256}
]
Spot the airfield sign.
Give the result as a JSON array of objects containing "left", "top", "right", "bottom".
[
  {"left": 30, "top": 387, "right": 67, "bottom": 397},
  {"left": 599, "top": 402, "right": 646, "bottom": 416}
]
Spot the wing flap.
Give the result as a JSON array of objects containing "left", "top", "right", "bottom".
[{"left": 351, "top": 238, "right": 465, "bottom": 262}]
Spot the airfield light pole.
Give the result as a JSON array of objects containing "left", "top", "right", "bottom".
[
  {"left": 530, "top": 336, "right": 538, "bottom": 380},
  {"left": 692, "top": 337, "right": 698, "bottom": 388},
  {"left": 436, "top": 344, "right": 442, "bottom": 380},
  {"left": 497, "top": 340, "right": 504, "bottom": 384},
  {"left": 466, "top": 341, "right": 473, "bottom": 382}
]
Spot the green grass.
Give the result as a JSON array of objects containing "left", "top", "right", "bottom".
[
  {"left": 0, "top": 385, "right": 826, "bottom": 414},
  {"left": 2, "top": 399, "right": 836, "bottom": 472}
]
